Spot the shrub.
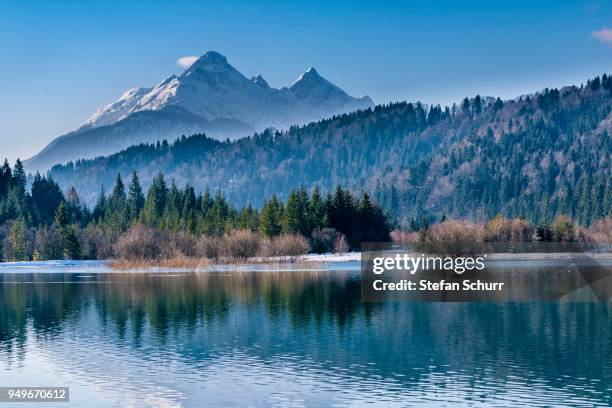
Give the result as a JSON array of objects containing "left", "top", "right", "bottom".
[
  {"left": 195, "top": 235, "right": 222, "bottom": 260},
  {"left": 80, "top": 225, "right": 116, "bottom": 260},
  {"left": 485, "top": 215, "right": 534, "bottom": 243},
  {"left": 417, "top": 219, "right": 485, "bottom": 255},
  {"left": 261, "top": 234, "right": 310, "bottom": 261},
  {"left": 221, "top": 229, "right": 261, "bottom": 260},
  {"left": 114, "top": 225, "right": 166, "bottom": 260},
  {"left": 333, "top": 234, "right": 349, "bottom": 253},
  {"left": 169, "top": 232, "right": 196, "bottom": 258},
  {"left": 552, "top": 215, "right": 575, "bottom": 242},
  {"left": 61, "top": 225, "right": 82, "bottom": 260},
  {"left": 585, "top": 217, "right": 612, "bottom": 243},
  {"left": 510, "top": 218, "right": 535, "bottom": 243}
]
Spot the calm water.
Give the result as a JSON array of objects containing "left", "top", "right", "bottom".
[{"left": 0, "top": 263, "right": 611, "bottom": 407}]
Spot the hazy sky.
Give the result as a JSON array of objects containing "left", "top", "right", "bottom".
[{"left": 1, "top": 0, "right": 611, "bottom": 162}]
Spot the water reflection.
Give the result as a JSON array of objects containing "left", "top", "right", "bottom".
[{"left": 0, "top": 271, "right": 611, "bottom": 407}]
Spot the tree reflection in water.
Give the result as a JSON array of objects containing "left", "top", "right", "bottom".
[{"left": 0, "top": 271, "right": 610, "bottom": 406}]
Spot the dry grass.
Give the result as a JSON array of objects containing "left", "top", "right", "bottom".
[
  {"left": 109, "top": 257, "right": 213, "bottom": 270},
  {"left": 111, "top": 227, "right": 314, "bottom": 269}
]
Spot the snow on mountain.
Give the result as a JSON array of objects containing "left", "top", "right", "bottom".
[
  {"left": 289, "top": 67, "right": 373, "bottom": 114},
  {"left": 83, "top": 51, "right": 373, "bottom": 131},
  {"left": 25, "top": 51, "right": 374, "bottom": 171},
  {"left": 81, "top": 87, "right": 152, "bottom": 129}
]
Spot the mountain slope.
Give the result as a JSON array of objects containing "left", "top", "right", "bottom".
[
  {"left": 48, "top": 76, "right": 612, "bottom": 226},
  {"left": 29, "top": 106, "right": 252, "bottom": 170},
  {"left": 25, "top": 51, "right": 373, "bottom": 171}
]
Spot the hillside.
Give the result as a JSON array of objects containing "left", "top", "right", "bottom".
[{"left": 48, "top": 75, "right": 612, "bottom": 226}]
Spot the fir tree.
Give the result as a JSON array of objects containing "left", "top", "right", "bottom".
[
  {"left": 108, "top": 174, "right": 128, "bottom": 231},
  {"left": 93, "top": 185, "right": 107, "bottom": 221},
  {"left": 5, "top": 219, "right": 28, "bottom": 261},
  {"left": 141, "top": 172, "right": 167, "bottom": 227},
  {"left": 54, "top": 202, "right": 80, "bottom": 259},
  {"left": 11, "top": 159, "right": 26, "bottom": 198},
  {"left": 260, "top": 195, "right": 283, "bottom": 237},
  {"left": 127, "top": 171, "right": 145, "bottom": 221},
  {"left": 282, "top": 188, "right": 309, "bottom": 236},
  {"left": 309, "top": 185, "right": 324, "bottom": 230}
]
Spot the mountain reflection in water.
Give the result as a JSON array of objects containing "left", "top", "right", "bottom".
[{"left": 0, "top": 269, "right": 610, "bottom": 407}]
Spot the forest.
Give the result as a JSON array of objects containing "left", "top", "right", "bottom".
[
  {"left": 1, "top": 156, "right": 609, "bottom": 262},
  {"left": 48, "top": 75, "right": 612, "bottom": 227},
  {"left": 0, "top": 160, "right": 390, "bottom": 261}
]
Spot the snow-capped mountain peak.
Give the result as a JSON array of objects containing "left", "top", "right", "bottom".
[
  {"left": 81, "top": 51, "right": 372, "bottom": 132},
  {"left": 290, "top": 67, "right": 343, "bottom": 97},
  {"left": 27, "top": 51, "right": 374, "bottom": 171},
  {"left": 293, "top": 67, "right": 320, "bottom": 82},
  {"left": 188, "top": 50, "right": 229, "bottom": 69}
]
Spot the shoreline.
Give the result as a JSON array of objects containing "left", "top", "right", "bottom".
[{"left": 0, "top": 251, "right": 611, "bottom": 273}]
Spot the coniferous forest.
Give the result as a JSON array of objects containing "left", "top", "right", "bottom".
[
  {"left": 0, "top": 160, "right": 390, "bottom": 261},
  {"left": 48, "top": 75, "right": 611, "bottom": 228}
]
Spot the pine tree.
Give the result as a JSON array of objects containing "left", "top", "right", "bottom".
[
  {"left": 309, "top": 185, "right": 324, "bottom": 230},
  {"left": 93, "top": 185, "right": 107, "bottom": 221},
  {"left": 109, "top": 174, "right": 127, "bottom": 210},
  {"left": 358, "top": 192, "right": 390, "bottom": 243},
  {"left": 473, "top": 95, "right": 483, "bottom": 117},
  {"left": 260, "top": 195, "right": 283, "bottom": 237},
  {"left": 141, "top": 172, "right": 167, "bottom": 227},
  {"left": 493, "top": 97, "right": 504, "bottom": 111},
  {"left": 0, "top": 159, "right": 12, "bottom": 198},
  {"left": 328, "top": 186, "right": 356, "bottom": 238},
  {"left": 237, "top": 204, "right": 258, "bottom": 231},
  {"left": 30, "top": 173, "right": 64, "bottom": 226},
  {"left": 127, "top": 171, "right": 145, "bottom": 221},
  {"left": 11, "top": 159, "right": 26, "bottom": 198},
  {"left": 54, "top": 202, "right": 80, "bottom": 259},
  {"left": 108, "top": 174, "right": 128, "bottom": 230},
  {"left": 163, "top": 181, "right": 182, "bottom": 231},
  {"left": 181, "top": 185, "right": 197, "bottom": 232},
  {"left": 6, "top": 219, "right": 29, "bottom": 261},
  {"left": 462, "top": 97, "right": 471, "bottom": 116},
  {"left": 55, "top": 201, "right": 69, "bottom": 229},
  {"left": 62, "top": 225, "right": 81, "bottom": 259},
  {"left": 282, "top": 189, "right": 309, "bottom": 235}
]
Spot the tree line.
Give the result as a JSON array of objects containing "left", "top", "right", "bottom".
[{"left": 0, "top": 160, "right": 391, "bottom": 261}]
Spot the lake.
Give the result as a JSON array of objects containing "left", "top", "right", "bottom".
[{"left": 0, "top": 261, "right": 611, "bottom": 407}]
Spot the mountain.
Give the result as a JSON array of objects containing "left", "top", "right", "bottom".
[
  {"left": 26, "top": 106, "right": 253, "bottom": 173},
  {"left": 25, "top": 51, "right": 373, "bottom": 171},
  {"left": 48, "top": 75, "right": 612, "bottom": 227}
]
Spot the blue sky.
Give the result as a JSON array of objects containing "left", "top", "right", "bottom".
[{"left": 1, "top": 0, "right": 611, "bottom": 162}]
